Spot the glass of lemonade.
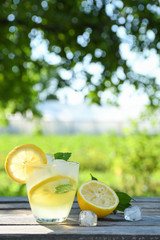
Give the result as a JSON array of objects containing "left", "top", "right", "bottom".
[{"left": 26, "top": 159, "right": 79, "bottom": 223}]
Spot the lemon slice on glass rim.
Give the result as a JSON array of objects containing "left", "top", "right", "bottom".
[
  {"left": 5, "top": 144, "right": 47, "bottom": 184},
  {"left": 77, "top": 180, "right": 119, "bottom": 218}
]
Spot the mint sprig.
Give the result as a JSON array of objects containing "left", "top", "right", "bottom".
[
  {"left": 55, "top": 184, "right": 73, "bottom": 194},
  {"left": 90, "top": 173, "right": 135, "bottom": 213},
  {"left": 54, "top": 152, "right": 71, "bottom": 161}
]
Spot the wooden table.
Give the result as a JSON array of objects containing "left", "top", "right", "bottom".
[{"left": 0, "top": 197, "right": 160, "bottom": 239}]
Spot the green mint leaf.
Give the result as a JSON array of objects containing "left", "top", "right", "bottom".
[
  {"left": 54, "top": 152, "right": 72, "bottom": 161},
  {"left": 90, "top": 173, "right": 98, "bottom": 181},
  {"left": 55, "top": 184, "right": 73, "bottom": 194},
  {"left": 115, "top": 191, "right": 135, "bottom": 212}
]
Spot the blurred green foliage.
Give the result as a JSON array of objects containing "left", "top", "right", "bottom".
[
  {"left": 1, "top": 0, "right": 160, "bottom": 120},
  {"left": 1, "top": 133, "right": 160, "bottom": 197}
]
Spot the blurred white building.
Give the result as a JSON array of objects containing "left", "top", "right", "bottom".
[{"left": 0, "top": 100, "right": 148, "bottom": 134}]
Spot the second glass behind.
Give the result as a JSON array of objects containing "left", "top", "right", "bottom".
[{"left": 26, "top": 158, "right": 79, "bottom": 224}]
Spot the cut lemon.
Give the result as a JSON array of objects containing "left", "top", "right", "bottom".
[
  {"left": 5, "top": 144, "right": 47, "bottom": 184},
  {"left": 77, "top": 180, "right": 119, "bottom": 218},
  {"left": 29, "top": 175, "right": 77, "bottom": 206}
]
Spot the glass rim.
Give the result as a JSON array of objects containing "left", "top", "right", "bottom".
[{"left": 25, "top": 160, "right": 79, "bottom": 167}]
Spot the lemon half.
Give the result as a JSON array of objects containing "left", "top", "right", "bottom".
[{"left": 77, "top": 180, "right": 119, "bottom": 218}]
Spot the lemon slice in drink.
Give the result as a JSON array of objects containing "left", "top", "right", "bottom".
[
  {"left": 77, "top": 180, "right": 119, "bottom": 218},
  {"left": 5, "top": 144, "right": 47, "bottom": 184},
  {"left": 29, "top": 175, "right": 77, "bottom": 207}
]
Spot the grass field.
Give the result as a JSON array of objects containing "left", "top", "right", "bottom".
[{"left": 1, "top": 133, "right": 160, "bottom": 197}]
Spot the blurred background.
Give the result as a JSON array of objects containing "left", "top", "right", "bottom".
[{"left": 1, "top": 0, "right": 160, "bottom": 197}]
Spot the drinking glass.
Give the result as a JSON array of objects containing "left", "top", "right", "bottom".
[{"left": 26, "top": 159, "right": 79, "bottom": 223}]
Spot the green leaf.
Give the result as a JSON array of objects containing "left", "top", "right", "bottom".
[
  {"left": 116, "top": 191, "right": 132, "bottom": 203},
  {"left": 55, "top": 184, "right": 73, "bottom": 194},
  {"left": 90, "top": 173, "right": 98, "bottom": 181},
  {"left": 115, "top": 191, "right": 135, "bottom": 212},
  {"left": 54, "top": 152, "right": 72, "bottom": 161},
  {"left": 116, "top": 203, "right": 132, "bottom": 212}
]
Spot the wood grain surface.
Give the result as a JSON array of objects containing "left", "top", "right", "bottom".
[{"left": 0, "top": 197, "right": 160, "bottom": 240}]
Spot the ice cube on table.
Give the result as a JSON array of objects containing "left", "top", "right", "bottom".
[
  {"left": 79, "top": 211, "right": 97, "bottom": 226},
  {"left": 124, "top": 205, "right": 142, "bottom": 221}
]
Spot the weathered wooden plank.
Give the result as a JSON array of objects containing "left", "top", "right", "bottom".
[
  {"left": 0, "top": 203, "right": 30, "bottom": 209},
  {"left": 0, "top": 202, "right": 79, "bottom": 209},
  {"left": 131, "top": 202, "right": 160, "bottom": 208},
  {"left": 0, "top": 197, "right": 28, "bottom": 202},
  {"left": 133, "top": 197, "right": 160, "bottom": 202},
  {"left": 0, "top": 209, "right": 31, "bottom": 214},
  {"left": 0, "top": 213, "right": 160, "bottom": 226},
  {"left": 0, "top": 205, "right": 160, "bottom": 216},
  {"left": 0, "top": 214, "right": 77, "bottom": 225},
  {"left": 0, "top": 235, "right": 159, "bottom": 240},
  {"left": 0, "top": 196, "right": 159, "bottom": 203},
  {"left": 0, "top": 203, "right": 78, "bottom": 210},
  {"left": 1, "top": 208, "right": 160, "bottom": 219},
  {"left": 0, "top": 203, "right": 80, "bottom": 209},
  {"left": 0, "top": 209, "right": 80, "bottom": 215},
  {"left": 0, "top": 201, "right": 160, "bottom": 212},
  {"left": 1, "top": 208, "right": 160, "bottom": 217},
  {"left": 0, "top": 225, "right": 160, "bottom": 236},
  {"left": 1, "top": 201, "right": 160, "bottom": 211},
  {"left": 142, "top": 210, "right": 160, "bottom": 216},
  {"left": 0, "top": 235, "right": 160, "bottom": 240},
  {"left": 73, "top": 201, "right": 160, "bottom": 209}
]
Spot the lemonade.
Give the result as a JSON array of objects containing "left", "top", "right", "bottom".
[
  {"left": 5, "top": 144, "right": 79, "bottom": 224},
  {"left": 28, "top": 175, "right": 77, "bottom": 222},
  {"left": 26, "top": 160, "right": 79, "bottom": 223}
]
